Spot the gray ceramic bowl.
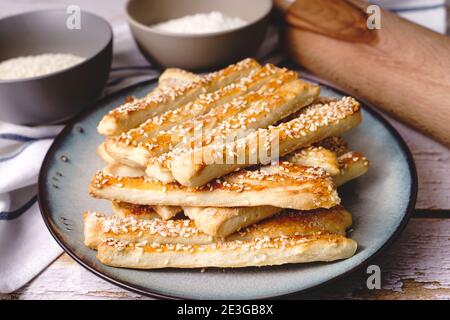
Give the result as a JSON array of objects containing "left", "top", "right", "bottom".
[
  {"left": 126, "top": 0, "right": 272, "bottom": 70},
  {"left": 0, "top": 10, "right": 113, "bottom": 125}
]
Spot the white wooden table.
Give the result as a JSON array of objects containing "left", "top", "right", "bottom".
[{"left": 1, "top": 0, "right": 449, "bottom": 300}]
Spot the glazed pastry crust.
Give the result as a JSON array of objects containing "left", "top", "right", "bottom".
[
  {"left": 97, "top": 142, "right": 116, "bottom": 164},
  {"left": 96, "top": 233, "right": 357, "bottom": 269},
  {"left": 105, "top": 69, "right": 318, "bottom": 170},
  {"left": 84, "top": 206, "right": 352, "bottom": 250},
  {"left": 101, "top": 145, "right": 368, "bottom": 237},
  {"left": 103, "top": 164, "right": 182, "bottom": 220},
  {"left": 102, "top": 62, "right": 269, "bottom": 168},
  {"left": 183, "top": 206, "right": 280, "bottom": 238},
  {"left": 183, "top": 151, "right": 367, "bottom": 237},
  {"left": 97, "top": 58, "right": 260, "bottom": 136},
  {"left": 89, "top": 163, "right": 340, "bottom": 210},
  {"left": 171, "top": 97, "right": 361, "bottom": 187},
  {"left": 112, "top": 198, "right": 182, "bottom": 221},
  {"left": 106, "top": 149, "right": 368, "bottom": 238},
  {"left": 143, "top": 76, "right": 320, "bottom": 181},
  {"left": 158, "top": 68, "right": 201, "bottom": 88},
  {"left": 334, "top": 152, "right": 370, "bottom": 186}
]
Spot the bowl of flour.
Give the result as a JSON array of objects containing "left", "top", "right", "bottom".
[{"left": 126, "top": 0, "right": 272, "bottom": 70}]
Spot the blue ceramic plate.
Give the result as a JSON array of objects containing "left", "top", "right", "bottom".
[{"left": 38, "top": 77, "right": 417, "bottom": 299}]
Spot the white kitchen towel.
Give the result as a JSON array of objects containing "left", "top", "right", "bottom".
[
  {"left": 0, "top": 0, "right": 446, "bottom": 294},
  {"left": 0, "top": 123, "right": 63, "bottom": 293}
]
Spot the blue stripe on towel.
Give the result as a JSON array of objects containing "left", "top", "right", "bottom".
[
  {"left": 0, "top": 133, "right": 55, "bottom": 142},
  {"left": 0, "top": 133, "right": 38, "bottom": 142},
  {"left": 0, "top": 195, "right": 37, "bottom": 221}
]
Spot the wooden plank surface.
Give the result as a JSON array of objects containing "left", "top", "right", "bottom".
[
  {"left": 1, "top": 218, "right": 449, "bottom": 300},
  {"left": 0, "top": 0, "right": 449, "bottom": 300},
  {"left": 383, "top": 115, "right": 449, "bottom": 210}
]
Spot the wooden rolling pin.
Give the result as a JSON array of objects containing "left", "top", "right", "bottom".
[{"left": 275, "top": 0, "right": 450, "bottom": 147}]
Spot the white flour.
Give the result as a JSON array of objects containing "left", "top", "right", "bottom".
[{"left": 151, "top": 11, "right": 247, "bottom": 34}]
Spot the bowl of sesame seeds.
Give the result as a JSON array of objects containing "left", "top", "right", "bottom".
[
  {"left": 125, "top": 0, "right": 272, "bottom": 70},
  {"left": 0, "top": 9, "right": 113, "bottom": 125}
]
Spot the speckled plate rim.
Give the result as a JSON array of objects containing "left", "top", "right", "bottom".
[{"left": 38, "top": 76, "right": 418, "bottom": 300}]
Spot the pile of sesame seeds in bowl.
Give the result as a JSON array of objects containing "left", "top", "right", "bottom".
[
  {"left": 0, "top": 53, "right": 85, "bottom": 80},
  {"left": 83, "top": 58, "right": 370, "bottom": 269}
]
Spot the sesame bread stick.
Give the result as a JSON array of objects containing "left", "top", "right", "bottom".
[
  {"left": 103, "top": 140, "right": 367, "bottom": 224},
  {"left": 88, "top": 164, "right": 340, "bottom": 210},
  {"left": 106, "top": 71, "right": 318, "bottom": 169},
  {"left": 113, "top": 196, "right": 182, "bottom": 221},
  {"left": 120, "top": 65, "right": 291, "bottom": 143},
  {"left": 106, "top": 149, "right": 369, "bottom": 226},
  {"left": 183, "top": 153, "right": 368, "bottom": 237},
  {"left": 146, "top": 136, "right": 347, "bottom": 184},
  {"left": 96, "top": 233, "right": 357, "bottom": 269},
  {"left": 157, "top": 68, "right": 201, "bottom": 89},
  {"left": 96, "top": 67, "right": 200, "bottom": 164},
  {"left": 232, "top": 207, "right": 353, "bottom": 241},
  {"left": 97, "top": 142, "right": 116, "bottom": 164},
  {"left": 106, "top": 138, "right": 344, "bottom": 222},
  {"left": 103, "top": 164, "right": 183, "bottom": 220},
  {"left": 103, "top": 162, "right": 145, "bottom": 177},
  {"left": 171, "top": 96, "right": 361, "bottom": 187},
  {"left": 183, "top": 206, "right": 282, "bottom": 238},
  {"left": 103, "top": 65, "right": 295, "bottom": 168},
  {"left": 150, "top": 205, "right": 183, "bottom": 220},
  {"left": 98, "top": 70, "right": 200, "bottom": 137},
  {"left": 334, "top": 152, "right": 370, "bottom": 186},
  {"left": 143, "top": 68, "right": 201, "bottom": 99},
  {"left": 284, "top": 145, "right": 340, "bottom": 176},
  {"left": 83, "top": 206, "right": 352, "bottom": 250},
  {"left": 97, "top": 58, "right": 260, "bottom": 136},
  {"left": 315, "top": 136, "right": 348, "bottom": 156},
  {"left": 144, "top": 78, "right": 320, "bottom": 182},
  {"left": 84, "top": 211, "right": 213, "bottom": 249}
]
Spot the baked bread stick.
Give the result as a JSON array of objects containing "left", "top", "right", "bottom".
[
  {"left": 97, "top": 142, "right": 115, "bottom": 164},
  {"left": 89, "top": 163, "right": 340, "bottom": 210},
  {"left": 183, "top": 151, "right": 368, "bottom": 237},
  {"left": 334, "top": 152, "right": 370, "bottom": 186},
  {"left": 97, "top": 58, "right": 260, "bottom": 136},
  {"left": 107, "top": 149, "right": 368, "bottom": 226},
  {"left": 113, "top": 196, "right": 182, "bottom": 221},
  {"left": 145, "top": 76, "right": 320, "bottom": 182},
  {"left": 171, "top": 96, "right": 361, "bottom": 187},
  {"left": 106, "top": 138, "right": 345, "bottom": 222},
  {"left": 103, "top": 64, "right": 275, "bottom": 168},
  {"left": 106, "top": 72, "right": 318, "bottom": 169},
  {"left": 84, "top": 206, "right": 352, "bottom": 250},
  {"left": 113, "top": 201, "right": 178, "bottom": 221},
  {"left": 103, "top": 164, "right": 183, "bottom": 220},
  {"left": 96, "top": 233, "right": 357, "bottom": 269},
  {"left": 158, "top": 68, "right": 201, "bottom": 89},
  {"left": 285, "top": 145, "right": 340, "bottom": 176}
]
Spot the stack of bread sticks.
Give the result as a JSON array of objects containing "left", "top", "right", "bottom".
[{"left": 85, "top": 58, "right": 369, "bottom": 269}]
